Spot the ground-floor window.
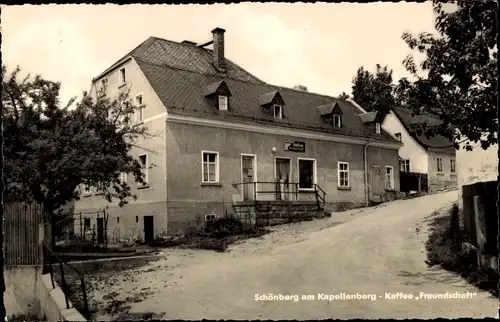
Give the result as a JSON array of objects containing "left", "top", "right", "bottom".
[
  {"left": 298, "top": 158, "right": 316, "bottom": 189},
  {"left": 385, "top": 166, "right": 394, "bottom": 189},
  {"left": 84, "top": 218, "right": 91, "bottom": 231},
  {"left": 202, "top": 151, "right": 219, "bottom": 183},
  {"left": 338, "top": 162, "right": 349, "bottom": 187},
  {"left": 436, "top": 157, "right": 443, "bottom": 173},
  {"left": 450, "top": 159, "right": 456, "bottom": 173}
]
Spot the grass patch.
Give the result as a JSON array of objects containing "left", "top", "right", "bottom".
[{"left": 425, "top": 203, "right": 499, "bottom": 297}]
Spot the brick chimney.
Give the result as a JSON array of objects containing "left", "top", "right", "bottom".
[{"left": 211, "top": 27, "right": 226, "bottom": 72}]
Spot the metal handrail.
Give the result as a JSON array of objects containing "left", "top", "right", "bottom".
[
  {"left": 234, "top": 181, "right": 326, "bottom": 209},
  {"left": 42, "top": 241, "right": 89, "bottom": 318}
]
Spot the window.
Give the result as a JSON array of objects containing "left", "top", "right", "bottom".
[
  {"left": 450, "top": 159, "right": 456, "bottom": 173},
  {"left": 83, "top": 185, "right": 91, "bottom": 195},
  {"left": 333, "top": 114, "right": 342, "bottom": 127},
  {"left": 218, "top": 95, "right": 228, "bottom": 111},
  {"left": 117, "top": 217, "right": 120, "bottom": 223},
  {"left": 138, "top": 154, "right": 148, "bottom": 187},
  {"left": 273, "top": 104, "right": 283, "bottom": 120},
  {"left": 202, "top": 151, "right": 219, "bottom": 183},
  {"left": 135, "top": 94, "right": 144, "bottom": 122},
  {"left": 119, "top": 172, "right": 128, "bottom": 184},
  {"left": 135, "top": 216, "right": 138, "bottom": 223},
  {"left": 338, "top": 162, "right": 349, "bottom": 188},
  {"left": 394, "top": 133, "right": 402, "bottom": 141},
  {"left": 298, "top": 158, "right": 316, "bottom": 190},
  {"left": 437, "top": 157, "right": 443, "bottom": 173},
  {"left": 400, "top": 159, "right": 411, "bottom": 172},
  {"left": 119, "top": 67, "right": 126, "bottom": 85},
  {"left": 100, "top": 78, "right": 108, "bottom": 92},
  {"left": 83, "top": 218, "right": 91, "bottom": 231},
  {"left": 375, "top": 123, "right": 381, "bottom": 134},
  {"left": 385, "top": 166, "right": 394, "bottom": 189}
]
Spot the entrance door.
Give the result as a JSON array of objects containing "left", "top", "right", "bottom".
[
  {"left": 143, "top": 216, "right": 154, "bottom": 243},
  {"left": 275, "top": 158, "right": 291, "bottom": 200},
  {"left": 241, "top": 155, "right": 256, "bottom": 201},
  {"left": 370, "top": 166, "right": 383, "bottom": 202},
  {"left": 96, "top": 218, "right": 104, "bottom": 245}
]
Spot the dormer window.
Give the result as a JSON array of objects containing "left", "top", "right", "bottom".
[
  {"left": 273, "top": 104, "right": 283, "bottom": 120},
  {"left": 376, "top": 122, "right": 381, "bottom": 134},
  {"left": 202, "top": 81, "right": 232, "bottom": 111},
  {"left": 333, "top": 114, "right": 342, "bottom": 127},
  {"left": 394, "top": 133, "right": 402, "bottom": 141},
  {"left": 218, "top": 95, "right": 228, "bottom": 111}
]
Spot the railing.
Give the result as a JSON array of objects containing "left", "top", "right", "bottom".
[
  {"left": 234, "top": 181, "right": 326, "bottom": 209},
  {"left": 42, "top": 241, "right": 89, "bottom": 319}
]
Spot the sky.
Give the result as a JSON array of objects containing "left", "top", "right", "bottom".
[{"left": 2, "top": 3, "right": 437, "bottom": 105}]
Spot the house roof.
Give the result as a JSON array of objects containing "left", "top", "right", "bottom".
[
  {"left": 95, "top": 36, "right": 400, "bottom": 143},
  {"left": 359, "top": 111, "right": 378, "bottom": 124},
  {"left": 316, "top": 103, "right": 342, "bottom": 116},
  {"left": 392, "top": 107, "right": 455, "bottom": 154}
]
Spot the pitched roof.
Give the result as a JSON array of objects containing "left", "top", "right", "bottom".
[
  {"left": 392, "top": 107, "right": 455, "bottom": 154},
  {"left": 359, "top": 111, "right": 378, "bottom": 124},
  {"left": 316, "top": 103, "right": 342, "bottom": 116},
  {"left": 96, "top": 36, "right": 265, "bottom": 84},
  {"left": 96, "top": 36, "right": 400, "bottom": 143}
]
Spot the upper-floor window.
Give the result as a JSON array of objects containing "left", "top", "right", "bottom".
[
  {"left": 437, "top": 157, "right": 443, "bottom": 173},
  {"left": 218, "top": 95, "right": 228, "bottom": 111},
  {"left": 394, "top": 133, "right": 402, "bottom": 141},
  {"left": 400, "top": 159, "right": 411, "bottom": 172},
  {"left": 119, "top": 67, "right": 126, "bottom": 85},
  {"left": 273, "top": 104, "right": 283, "bottom": 120},
  {"left": 375, "top": 123, "right": 381, "bottom": 134},
  {"left": 333, "top": 114, "right": 342, "bottom": 127},
  {"left": 100, "top": 78, "right": 108, "bottom": 92},
  {"left": 138, "top": 154, "right": 149, "bottom": 187},
  {"left": 119, "top": 172, "right": 128, "bottom": 184},
  {"left": 135, "top": 94, "right": 144, "bottom": 122},
  {"left": 450, "top": 159, "right": 456, "bottom": 173}
]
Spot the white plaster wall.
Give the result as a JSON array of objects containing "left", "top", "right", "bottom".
[{"left": 381, "top": 111, "right": 428, "bottom": 173}]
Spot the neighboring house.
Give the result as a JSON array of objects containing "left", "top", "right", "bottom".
[
  {"left": 353, "top": 105, "right": 457, "bottom": 193},
  {"left": 74, "top": 27, "right": 402, "bottom": 243}
]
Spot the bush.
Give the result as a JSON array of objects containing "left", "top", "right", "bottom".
[
  {"left": 204, "top": 216, "right": 245, "bottom": 238},
  {"left": 8, "top": 313, "right": 43, "bottom": 322},
  {"left": 425, "top": 203, "right": 499, "bottom": 297}
]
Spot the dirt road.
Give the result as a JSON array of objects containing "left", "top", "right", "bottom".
[{"left": 94, "top": 191, "right": 497, "bottom": 319}]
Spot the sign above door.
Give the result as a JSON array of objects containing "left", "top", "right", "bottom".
[{"left": 284, "top": 141, "right": 305, "bottom": 153}]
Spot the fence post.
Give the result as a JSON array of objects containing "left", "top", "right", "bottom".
[
  {"left": 473, "top": 195, "right": 487, "bottom": 267},
  {"left": 253, "top": 182, "right": 257, "bottom": 201},
  {"left": 59, "top": 262, "right": 70, "bottom": 309}
]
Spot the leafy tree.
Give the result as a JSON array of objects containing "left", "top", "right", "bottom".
[
  {"left": 397, "top": 0, "right": 497, "bottom": 150},
  {"left": 351, "top": 64, "right": 396, "bottom": 115},
  {"left": 2, "top": 65, "right": 154, "bottom": 247},
  {"left": 338, "top": 91, "right": 350, "bottom": 100}
]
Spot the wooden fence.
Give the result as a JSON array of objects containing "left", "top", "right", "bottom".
[
  {"left": 461, "top": 180, "right": 498, "bottom": 258},
  {"left": 4, "top": 202, "right": 43, "bottom": 265},
  {"left": 400, "top": 171, "right": 428, "bottom": 193}
]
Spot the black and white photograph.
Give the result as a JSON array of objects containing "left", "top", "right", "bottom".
[{"left": 1, "top": 1, "right": 498, "bottom": 321}]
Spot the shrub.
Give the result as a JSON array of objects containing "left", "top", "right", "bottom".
[
  {"left": 425, "top": 203, "right": 499, "bottom": 297},
  {"left": 204, "top": 216, "right": 245, "bottom": 238}
]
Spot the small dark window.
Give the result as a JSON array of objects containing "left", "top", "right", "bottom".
[
  {"left": 333, "top": 114, "right": 341, "bottom": 127},
  {"left": 84, "top": 218, "right": 91, "bottom": 231},
  {"left": 117, "top": 217, "right": 120, "bottom": 223},
  {"left": 273, "top": 104, "right": 283, "bottom": 120},
  {"left": 136, "top": 216, "right": 139, "bottom": 223},
  {"left": 394, "top": 133, "right": 402, "bottom": 141}
]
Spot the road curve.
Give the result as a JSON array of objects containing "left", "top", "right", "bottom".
[{"left": 128, "top": 191, "right": 497, "bottom": 319}]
